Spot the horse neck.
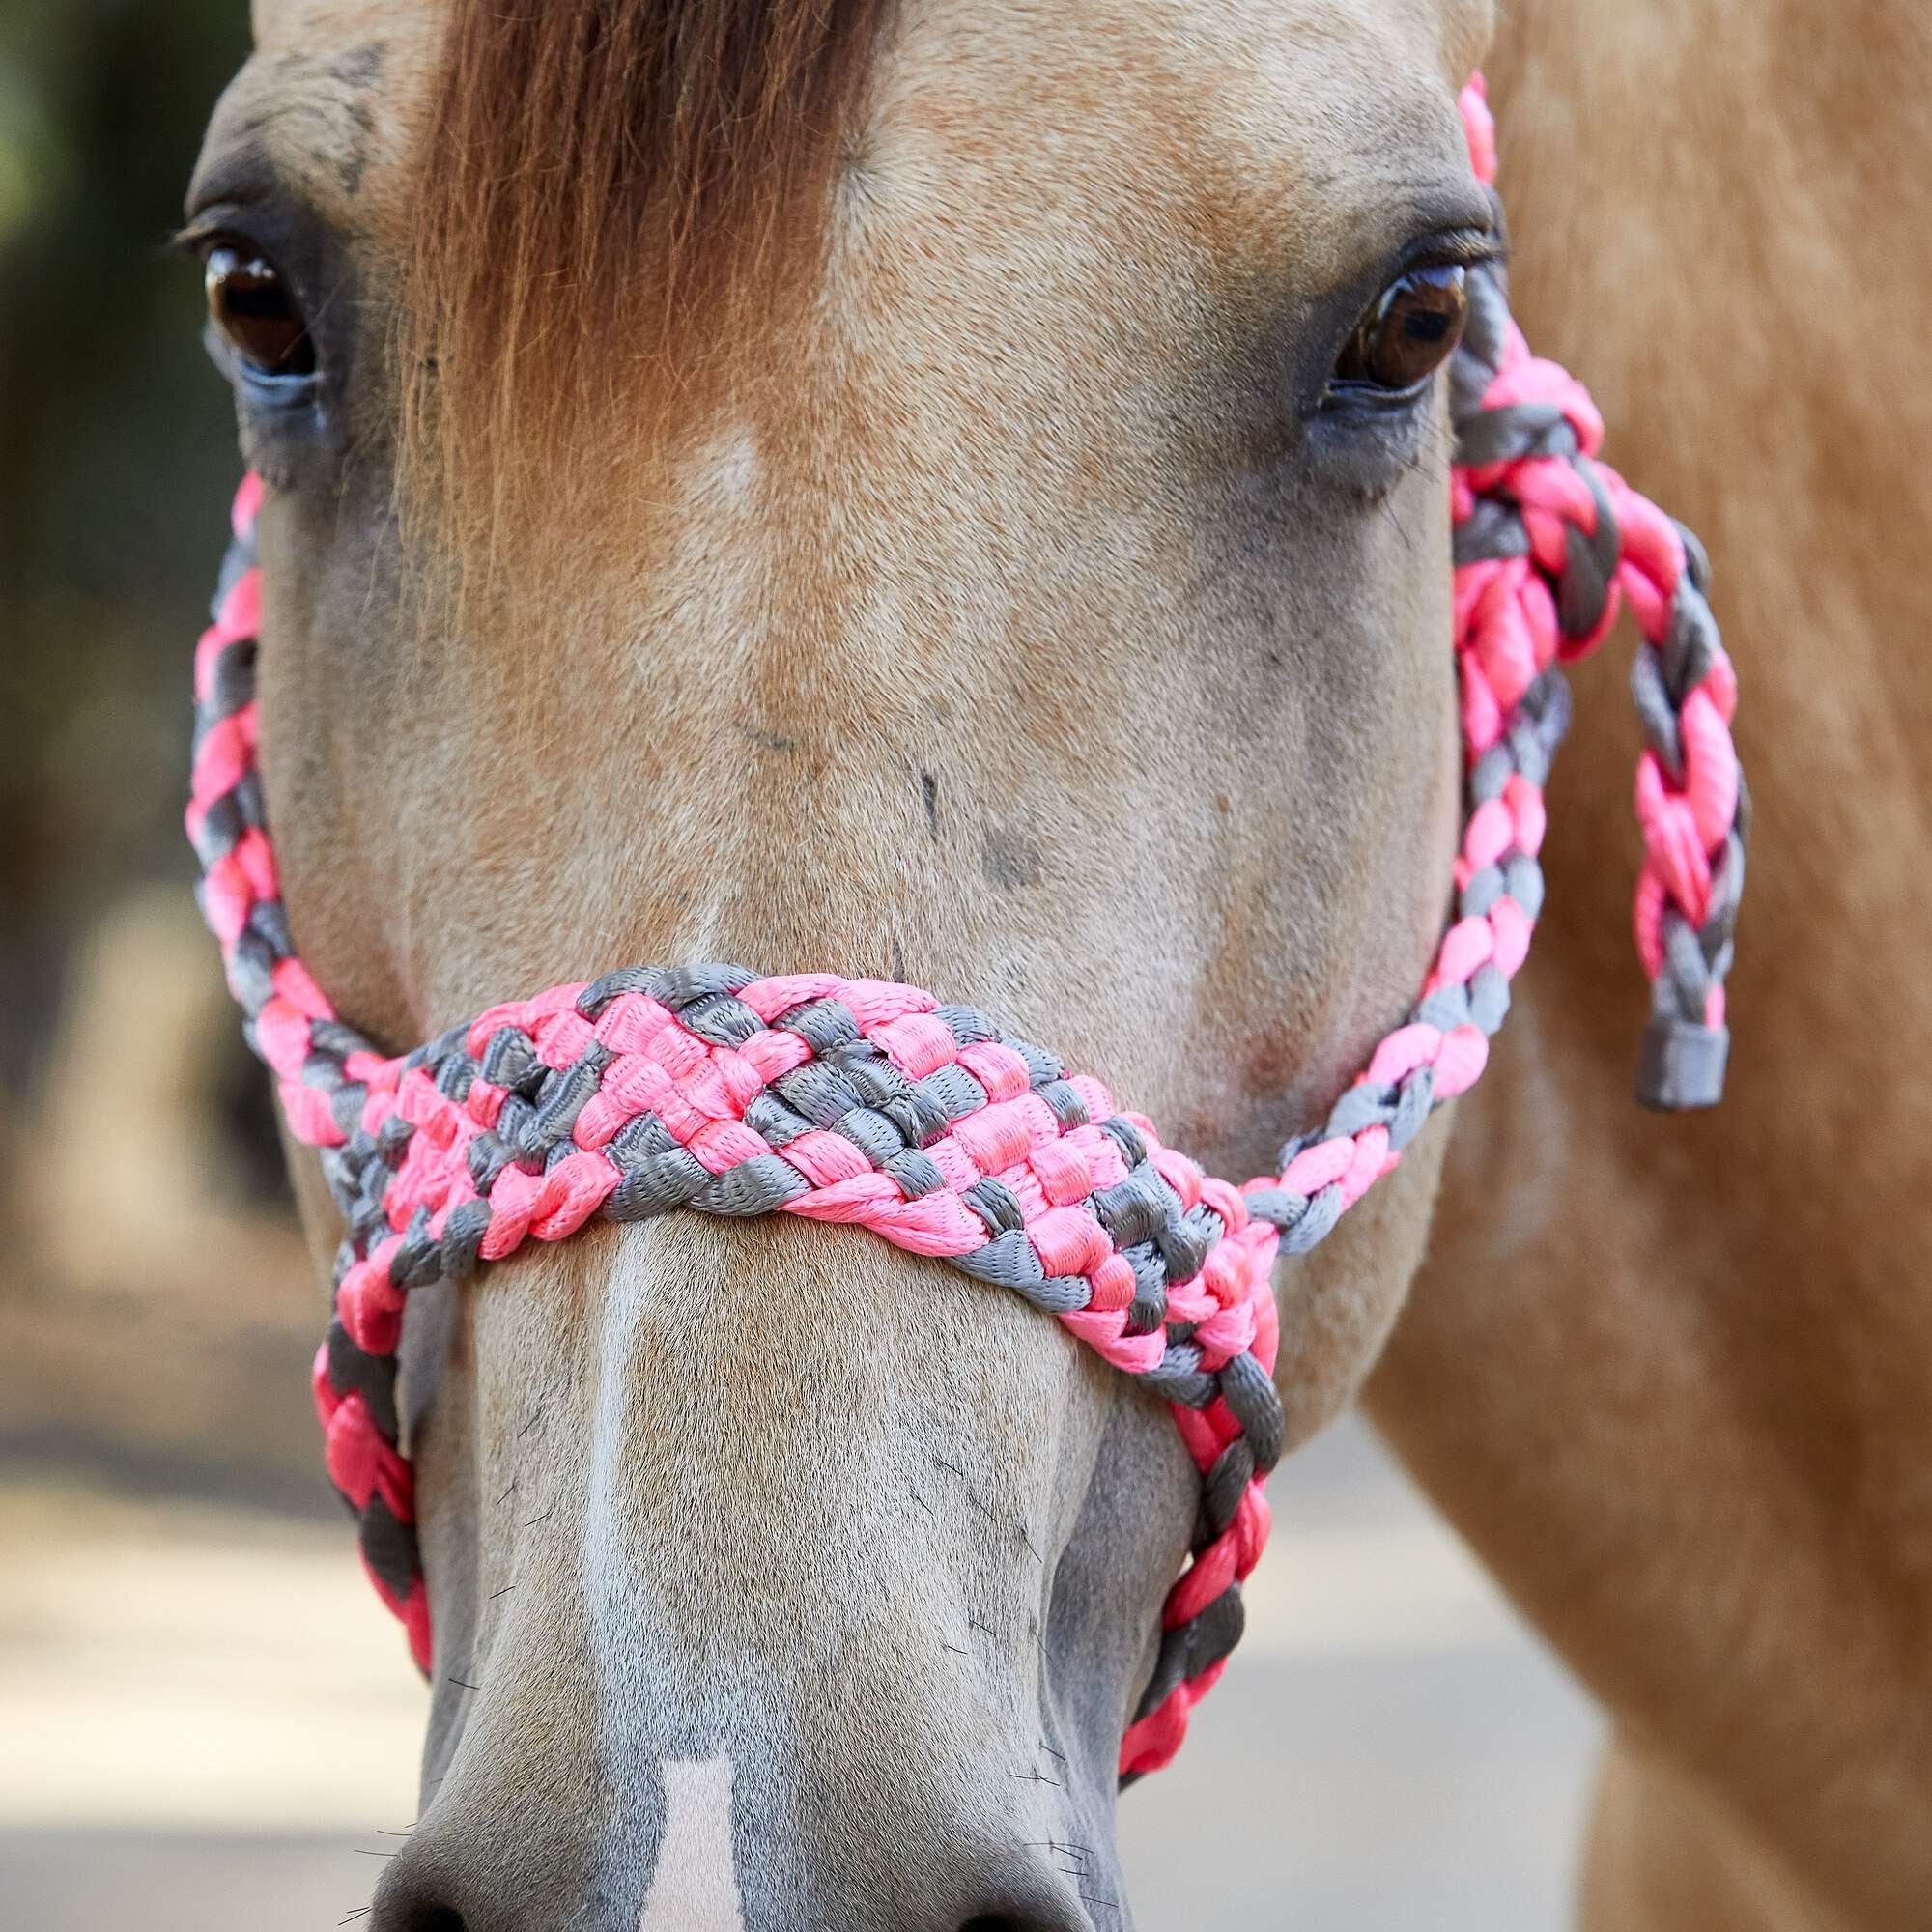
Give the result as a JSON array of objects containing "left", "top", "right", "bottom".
[{"left": 1373, "top": 5, "right": 1932, "bottom": 1926}]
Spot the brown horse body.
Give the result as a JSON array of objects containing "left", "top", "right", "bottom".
[{"left": 1375, "top": 7, "right": 1932, "bottom": 1928}]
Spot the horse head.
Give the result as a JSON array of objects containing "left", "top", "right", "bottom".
[{"left": 185, "top": 1, "right": 1502, "bottom": 1923}]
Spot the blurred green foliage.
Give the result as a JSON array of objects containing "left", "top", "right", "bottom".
[{"left": 1, "top": 0, "right": 252, "bottom": 1091}]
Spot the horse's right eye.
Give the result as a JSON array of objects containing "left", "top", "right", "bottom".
[{"left": 204, "top": 244, "right": 315, "bottom": 378}]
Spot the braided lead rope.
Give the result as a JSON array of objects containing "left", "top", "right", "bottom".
[
  {"left": 184, "top": 77, "right": 1743, "bottom": 1781},
  {"left": 1451, "top": 80, "right": 1743, "bottom": 1108}
]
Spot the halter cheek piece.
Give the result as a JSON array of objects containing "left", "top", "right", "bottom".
[{"left": 185, "top": 80, "right": 1745, "bottom": 1781}]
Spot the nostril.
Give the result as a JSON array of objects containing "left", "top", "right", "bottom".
[{"left": 377, "top": 1902, "right": 466, "bottom": 1932}]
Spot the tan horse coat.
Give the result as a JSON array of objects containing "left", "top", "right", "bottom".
[{"left": 1373, "top": 7, "right": 1932, "bottom": 1928}]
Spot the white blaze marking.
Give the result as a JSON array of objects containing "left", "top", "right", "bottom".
[{"left": 638, "top": 1757, "right": 746, "bottom": 1931}]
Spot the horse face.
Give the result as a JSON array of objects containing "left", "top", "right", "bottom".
[{"left": 187, "top": 0, "right": 1491, "bottom": 1923}]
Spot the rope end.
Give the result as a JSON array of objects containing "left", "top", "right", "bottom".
[{"left": 1635, "top": 1018, "right": 1729, "bottom": 1112}]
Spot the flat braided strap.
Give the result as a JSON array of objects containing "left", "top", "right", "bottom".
[{"left": 184, "top": 80, "right": 1744, "bottom": 1780}]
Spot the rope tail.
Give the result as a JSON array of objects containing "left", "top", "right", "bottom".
[{"left": 1450, "top": 75, "right": 1742, "bottom": 1111}]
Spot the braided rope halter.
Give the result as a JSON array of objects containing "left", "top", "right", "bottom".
[{"left": 185, "top": 81, "right": 1744, "bottom": 1780}]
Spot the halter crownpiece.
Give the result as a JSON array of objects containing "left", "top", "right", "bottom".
[{"left": 185, "top": 79, "right": 1744, "bottom": 1780}]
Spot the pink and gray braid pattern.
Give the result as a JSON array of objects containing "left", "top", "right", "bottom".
[
  {"left": 184, "top": 78, "right": 1744, "bottom": 1781},
  {"left": 1452, "top": 82, "right": 1743, "bottom": 1105}
]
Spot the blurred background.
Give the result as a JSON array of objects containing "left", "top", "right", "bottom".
[{"left": 0, "top": 3, "right": 1603, "bottom": 1925}]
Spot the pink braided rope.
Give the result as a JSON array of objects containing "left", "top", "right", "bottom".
[
  {"left": 185, "top": 79, "right": 1744, "bottom": 1779},
  {"left": 1456, "top": 87, "right": 1741, "bottom": 1026}
]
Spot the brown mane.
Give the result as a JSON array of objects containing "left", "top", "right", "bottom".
[{"left": 403, "top": 0, "right": 892, "bottom": 547}]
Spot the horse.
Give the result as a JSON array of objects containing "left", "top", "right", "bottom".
[
  {"left": 1366, "top": 7, "right": 1932, "bottom": 1930},
  {"left": 185, "top": 0, "right": 1505, "bottom": 1920},
  {"left": 176, "top": 0, "right": 1759, "bottom": 1924}
]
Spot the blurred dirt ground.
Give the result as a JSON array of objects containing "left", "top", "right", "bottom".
[{"left": 0, "top": 1414, "right": 1601, "bottom": 1930}]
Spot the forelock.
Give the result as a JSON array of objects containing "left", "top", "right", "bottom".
[{"left": 397, "top": 0, "right": 896, "bottom": 558}]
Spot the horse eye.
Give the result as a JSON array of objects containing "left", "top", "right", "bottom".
[
  {"left": 204, "top": 243, "right": 315, "bottom": 377},
  {"left": 1332, "top": 262, "right": 1469, "bottom": 393}
]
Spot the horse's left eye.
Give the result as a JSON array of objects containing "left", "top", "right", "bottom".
[
  {"left": 1332, "top": 263, "right": 1469, "bottom": 393},
  {"left": 205, "top": 244, "right": 315, "bottom": 378}
]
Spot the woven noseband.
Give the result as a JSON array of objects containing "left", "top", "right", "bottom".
[{"left": 185, "top": 81, "right": 1744, "bottom": 1780}]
